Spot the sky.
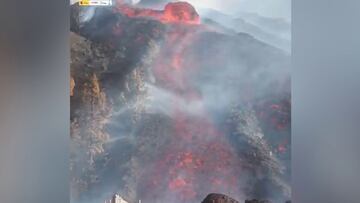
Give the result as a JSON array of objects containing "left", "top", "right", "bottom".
[{"left": 183, "top": 0, "right": 291, "bottom": 20}]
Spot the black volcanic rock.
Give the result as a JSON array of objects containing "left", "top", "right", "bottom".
[
  {"left": 201, "top": 193, "right": 239, "bottom": 203},
  {"left": 245, "top": 199, "right": 272, "bottom": 203},
  {"left": 70, "top": 2, "right": 291, "bottom": 202}
]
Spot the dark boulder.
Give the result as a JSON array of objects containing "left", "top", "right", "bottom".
[{"left": 201, "top": 193, "right": 239, "bottom": 203}]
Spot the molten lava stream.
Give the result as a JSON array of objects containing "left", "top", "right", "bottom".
[
  {"left": 140, "top": 108, "right": 242, "bottom": 202},
  {"left": 139, "top": 24, "right": 242, "bottom": 203}
]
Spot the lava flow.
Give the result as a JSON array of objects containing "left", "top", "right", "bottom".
[
  {"left": 70, "top": 1, "right": 291, "bottom": 202},
  {"left": 114, "top": 1, "right": 200, "bottom": 24},
  {"left": 129, "top": 3, "right": 243, "bottom": 202}
]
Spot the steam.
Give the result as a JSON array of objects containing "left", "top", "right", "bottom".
[{"left": 70, "top": 1, "right": 291, "bottom": 202}]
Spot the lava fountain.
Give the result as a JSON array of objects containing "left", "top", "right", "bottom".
[{"left": 114, "top": 1, "right": 200, "bottom": 24}]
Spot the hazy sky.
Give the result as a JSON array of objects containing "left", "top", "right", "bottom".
[{"left": 185, "top": 0, "right": 291, "bottom": 20}]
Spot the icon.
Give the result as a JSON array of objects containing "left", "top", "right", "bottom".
[{"left": 79, "top": 0, "right": 112, "bottom": 6}]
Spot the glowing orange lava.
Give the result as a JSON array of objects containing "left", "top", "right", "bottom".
[
  {"left": 162, "top": 2, "right": 200, "bottom": 24},
  {"left": 118, "top": 3, "right": 243, "bottom": 201},
  {"left": 142, "top": 38, "right": 242, "bottom": 199},
  {"left": 114, "top": 1, "right": 200, "bottom": 24}
]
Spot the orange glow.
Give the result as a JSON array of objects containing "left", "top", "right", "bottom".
[
  {"left": 114, "top": 2, "right": 200, "bottom": 25},
  {"left": 169, "top": 178, "right": 187, "bottom": 190},
  {"left": 278, "top": 143, "right": 287, "bottom": 153},
  {"left": 161, "top": 2, "right": 200, "bottom": 24},
  {"left": 119, "top": 3, "right": 243, "bottom": 200}
]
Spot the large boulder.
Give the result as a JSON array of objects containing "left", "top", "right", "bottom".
[{"left": 201, "top": 193, "right": 239, "bottom": 203}]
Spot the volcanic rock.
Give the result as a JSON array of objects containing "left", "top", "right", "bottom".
[
  {"left": 70, "top": 77, "right": 75, "bottom": 96},
  {"left": 70, "top": 2, "right": 291, "bottom": 202},
  {"left": 245, "top": 199, "right": 272, "bottom": 203},
  {"left": 201, "top": 193, "right": 239, "bottom": 203},
  {"left": 112, "top": 194, "right": 129, "bottom": 203}
]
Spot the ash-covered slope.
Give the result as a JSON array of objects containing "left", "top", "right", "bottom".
[
  {"left": 198, "top": 8, "right": 291, "bottom": 53},
  {"left": 70, "top": 2, "right": 290, "bottom": 203}
]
